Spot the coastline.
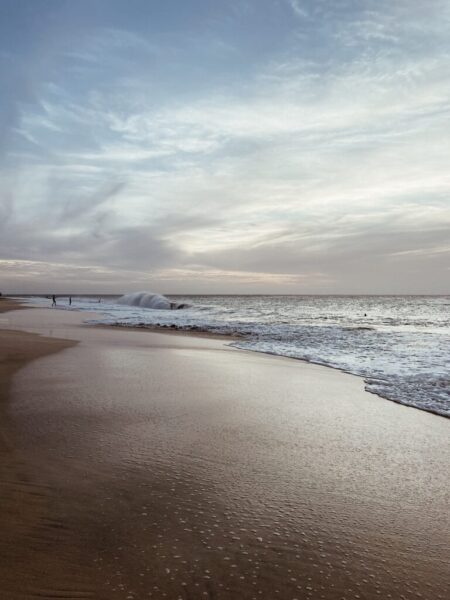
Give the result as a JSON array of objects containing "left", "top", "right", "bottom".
[
  {"left": 0, "top": 300, "right": 81, "bottom": 598},
  {"left": 21, "top": 294, "right": 448, "bottom": 420},
  {"left": 0, "top": 297, "right": 32, "bottom": 313},
  {"left": 93, "top": 319, "right": 449, "bottom": 420},
  {"left": 0, "top": 301, "right": 449, "bottom": 599}
]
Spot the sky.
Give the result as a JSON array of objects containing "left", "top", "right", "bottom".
[{"left": 0, "top": 0, "right": 449, "bottom": 294}]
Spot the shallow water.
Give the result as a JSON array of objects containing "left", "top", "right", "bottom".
[{"left": 22, "top": 294, "right": 450, "bottom": 417}]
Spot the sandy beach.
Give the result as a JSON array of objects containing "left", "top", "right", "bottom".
[{"left": 0, "top": 301, "right": 449, "bottom": 600}]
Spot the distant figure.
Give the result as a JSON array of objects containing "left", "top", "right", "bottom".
[
  {"left": 69, "top": 296, "right": 72, "bottom": 306},
  {"left": 52, "top": 295, "right": 56, "bottom": 307},
  {"left": 364, "top": 313, "right": 367, "bottom": 317}
]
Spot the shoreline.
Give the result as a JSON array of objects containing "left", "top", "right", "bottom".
[
  {"left": 96, "top": 322, "right": 448, "bottom": 420},
  {"left": 0, "top": 297, "right": 33, "bottom": 313},
  {"left": 83, "top": 317, "right": 450, "bottom": 421},
  {"left": 93, "top": 320, "right": 245, "bottom": 341},
  {"left": 0, "top": 300, "right": 81, "bottom": 599},
  {"left": 3, "top": 296, "right": 425, "bottom": 429},
  {"left": 13, "top": 296, "right": 449, "bottom": 420},
  {"left": 1, "top": 301, "right": 449, "bottom": 599}
]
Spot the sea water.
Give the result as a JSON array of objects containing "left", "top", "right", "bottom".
[{"left": 23, "top": 294, "right": 449, "bottom": 418}]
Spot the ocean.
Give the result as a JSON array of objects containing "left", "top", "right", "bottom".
[{"left": 22, "top": 293, "right": 449, "bottom": 418}]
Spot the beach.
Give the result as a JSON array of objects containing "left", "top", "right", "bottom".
[{"left": 0, "top": 301, "right": 449, "bottom": 599}]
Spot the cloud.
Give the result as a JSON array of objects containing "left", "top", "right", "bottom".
[
  {"left": 0, "top": 0, "right": 449, "bottom": 292},
  {"left": 288, "top": 1, "right": 309, "bottom": 19}
]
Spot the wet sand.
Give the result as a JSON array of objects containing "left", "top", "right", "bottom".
[
  {"left": 0, "top": 297, "right": 32, "bottom": 314},
  {"left": 0, "top": 304, "right": 449, "bottom": 599},
  {"left": 0, "top": 301, "right": 80, "bottom": 598}
]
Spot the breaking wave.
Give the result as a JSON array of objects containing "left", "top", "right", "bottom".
[{"left": 117, "top": 292, "right": 186, "bottom": 310}]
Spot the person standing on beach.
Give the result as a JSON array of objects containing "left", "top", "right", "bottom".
[
  {"left": 69, "top": 296, "right": 72, "bottom": 306},
  {"left": 52, "top": 295, "right": 56, "bottom": 307}
]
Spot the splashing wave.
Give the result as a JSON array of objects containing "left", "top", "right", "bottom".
[{"left": 117, "top": 292, "right": 176, "bottom": 310}]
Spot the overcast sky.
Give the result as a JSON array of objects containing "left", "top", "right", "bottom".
[{"left": 1, "top": 0, "right": 449, "bottom": 294}]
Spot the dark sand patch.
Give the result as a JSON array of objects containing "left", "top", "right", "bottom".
[
  {"left": 0, "top": 297, "right": 30, "bottom": 313},
  {"left": 0, "top": 315, "right": 99, "bottom": 598}
]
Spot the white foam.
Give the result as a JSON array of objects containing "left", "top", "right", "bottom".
[{"left": 117, "top": 292, "right": 173, "bottom": 310}]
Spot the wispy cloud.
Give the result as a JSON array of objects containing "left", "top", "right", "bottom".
[
  {"left": 288, "top": 1, "right": 309, "bottom": 20},
  {"left": 1, "top": 0, "right": 449, "bottom": 293}
]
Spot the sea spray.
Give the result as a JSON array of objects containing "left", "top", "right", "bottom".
[{"left": 117, "top": 292, "right": 184, "bottom": 310}]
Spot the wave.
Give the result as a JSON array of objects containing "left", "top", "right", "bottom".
[{"left": 117, "top": 292, "right": 187, "bottom": 310}]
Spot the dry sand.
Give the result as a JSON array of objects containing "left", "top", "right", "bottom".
[{"left": 0, "top": 302, "right": 449, "bottom": 599}]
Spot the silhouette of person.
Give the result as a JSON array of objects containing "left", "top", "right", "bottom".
[
  {"left": 52, "top": 295, "right": 56, "bottom": 307},
  {"left": 69, "top": 296, "right": 72, "bottom": 306}
]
